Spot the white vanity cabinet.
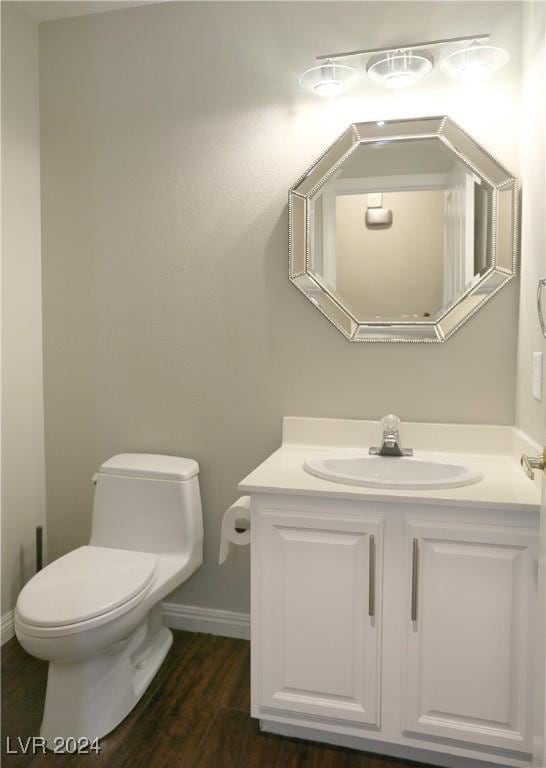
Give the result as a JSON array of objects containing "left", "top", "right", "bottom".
[
  {"left": 254, "top": 504, "right": 382, "bottom": 726},
  {"left": 404, "top": 522, "right": 535, "bottom": 753},
  {"left": 250, "top": 494, "right": 538, "bottom": 768}
]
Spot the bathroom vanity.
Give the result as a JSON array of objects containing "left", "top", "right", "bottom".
[{"left": 239, "top": 417, "right": 541, "bottom": 768}]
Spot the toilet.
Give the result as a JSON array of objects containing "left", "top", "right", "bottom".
[{"left": 14, "top": 453, "right": 204, "bottom": 747}]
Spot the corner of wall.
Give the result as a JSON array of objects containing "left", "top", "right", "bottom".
[
  {"left": 1, "top": 1, "right": 46, "bottom": 619},
  {"left": 515, "top": 0, "right": 546, "bottom": 444}
]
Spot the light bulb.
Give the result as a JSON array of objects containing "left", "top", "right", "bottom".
[
  {"left": 441, "top": 43, "right": 509, "bottom": 81},
  {"left": 367, "top": 51, "right": 433, "bottom": 89},
  {"left": 458, "top": 62, "right": 491, "bottom": 82},
  {"left": 313, "top": 78, "right": 344, "bottom": 98},
  {"left": 299, "top": 61, "right": 358, "bottom": 97}
]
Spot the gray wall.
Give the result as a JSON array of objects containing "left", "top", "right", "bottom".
[
  {"left": 336, "top": 190, "right": 445, "bottom": 318},
  {"left": 40, "top": 1, "right": 522, "bottom": 614},
  {"left": 2, "top": 1, "right": 46, "bottom": 617},
  {"left": 516, "top": 1, "right": 546, "bottom": 445}
]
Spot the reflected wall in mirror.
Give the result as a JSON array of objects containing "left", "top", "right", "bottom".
[{"left": 289, "top": 117, "right": 518, "bottom": 342}]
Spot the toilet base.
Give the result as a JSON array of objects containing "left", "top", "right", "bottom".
[{"left": 40, "top": 606, "right": 172, "bottom": 748}]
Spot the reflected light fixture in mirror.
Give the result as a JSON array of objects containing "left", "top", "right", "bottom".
[
  {"left": 299, "top": 60, "right": 359, "bottom": 97},
  {"left": 367, "top": 50, "right": 433, "bottom": 89},
  {"left": 441, "top": 42, "right": 510, "bottom": 81}
]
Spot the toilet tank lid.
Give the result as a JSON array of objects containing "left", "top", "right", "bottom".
[{"left": 99, "top": 453, "right": 199, "bottom": 481}]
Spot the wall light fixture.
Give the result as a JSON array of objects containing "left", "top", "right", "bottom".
[{"left": 300, "top": 34, "right": 509, "bottom": 97}]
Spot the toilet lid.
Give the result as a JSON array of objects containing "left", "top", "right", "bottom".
[{"left": 16, "top": 546, "right": 157, "bottom": 627}]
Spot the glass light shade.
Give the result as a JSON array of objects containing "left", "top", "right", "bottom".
[
  {"left": 441, "top": 44, "right": 509, "bottom": 81},
  {"left": 299, "top": 61, "right": 358, "bottom": 97},
  {"left": 366, "top": 51, "right": 433, "bottom": 89}
]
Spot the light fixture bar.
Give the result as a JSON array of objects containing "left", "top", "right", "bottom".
[{"left": 316, "top": 34, "right": 490, "bottom": 62}]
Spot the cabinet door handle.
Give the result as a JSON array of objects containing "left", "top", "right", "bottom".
[
  {"left": 368, "top": 535, "right": 376, "bottom": 617},
  {"left": 538, "top": 278, "right": 546, "bottom": 338},
  {"left": 411, "top": 538, "right": 419, "bottom": 622}
]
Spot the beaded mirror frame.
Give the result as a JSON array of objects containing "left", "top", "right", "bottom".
[{"left": 288, "top": 116, "right": 519, "bottom": 343}]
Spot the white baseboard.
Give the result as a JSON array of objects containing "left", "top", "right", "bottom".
[
  {"left": 162, "top": 602, "right": 250, "bottom": 640},
  {"left": 1, "top": 603, "right": 249, "bottom": 646},
  {"left": 1, "top": 610, "right": 15, "bottom": 645}
]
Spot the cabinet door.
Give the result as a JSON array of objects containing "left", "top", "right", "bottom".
[
  {"left": 255, "top": 507, "right": 382, "bottom": 726},
  {"left": 404, "top": 521, "right": 536, "bottom": 752}
]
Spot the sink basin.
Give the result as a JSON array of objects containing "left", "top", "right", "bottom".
[{"left": 303, "top": 449, "right": 483, "bottom": 490}]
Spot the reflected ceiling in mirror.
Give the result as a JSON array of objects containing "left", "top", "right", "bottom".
[{"left": 289, "top": 116, "right": 518, "bottom": 342}]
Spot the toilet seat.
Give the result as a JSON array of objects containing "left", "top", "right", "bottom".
[{"left": 16, "top": 546, "right": 157, "bottom": 637}]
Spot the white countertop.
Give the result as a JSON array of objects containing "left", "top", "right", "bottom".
[{"left": 238, "top": 417, "right": 542, "bottom": 513}]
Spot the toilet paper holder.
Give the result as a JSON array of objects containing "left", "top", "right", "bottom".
[{"left": 219, "top": 496, "right": 251, "bottom": 564}]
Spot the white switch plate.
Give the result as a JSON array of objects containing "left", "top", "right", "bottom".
[{"left": 533, "top": 351, "right": 543, "bottom": 401}]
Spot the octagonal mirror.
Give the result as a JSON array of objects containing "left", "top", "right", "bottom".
[{"left": 289, "top": 116, "right": 518, "bottom": 342}]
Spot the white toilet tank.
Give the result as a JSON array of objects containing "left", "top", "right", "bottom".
[{"left": 89, "top": 454, "right": 203, "bottom": 557}]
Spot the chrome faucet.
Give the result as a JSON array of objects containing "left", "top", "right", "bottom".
[{"left": 369, "top": 414, "right": 413, "bottom": 457}]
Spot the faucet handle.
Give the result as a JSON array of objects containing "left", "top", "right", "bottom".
[{"left": 382, "top": 414, "right": 401, "bottom": 433}]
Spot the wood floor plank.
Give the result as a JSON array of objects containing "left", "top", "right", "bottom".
[
  {"left": 192, "top": 708, "right": 284, "bottom": 768},
  {"left": 1, "top": 630, "right": 436, "bottom": 768},
  {"left": 219, "top": 641, "right": 250, "bottom": 712},
  {"left": 1, "top": 639, "right": 49, "bottom": 768},
  {"left": 277, "top": 737, "right": 429, "bottom": 768}
]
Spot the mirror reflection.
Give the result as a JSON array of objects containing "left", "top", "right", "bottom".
[{"left": 309, "top": 139, "right": 490, "bottom": 322}]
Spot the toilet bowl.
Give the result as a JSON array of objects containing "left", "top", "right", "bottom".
[{"left": 15, "top": 453, "right": 204, "bottom": 747}]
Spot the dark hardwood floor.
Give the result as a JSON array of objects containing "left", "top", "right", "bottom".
[{"left": 2, "top": 631, "right": 431, "bottom": 768}]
